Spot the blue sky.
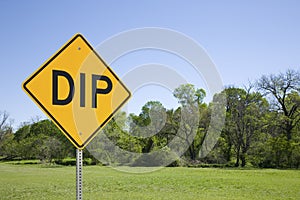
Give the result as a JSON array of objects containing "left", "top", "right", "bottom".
[{"left": 0, "top": 0, "right": 299, "bottom": 128}]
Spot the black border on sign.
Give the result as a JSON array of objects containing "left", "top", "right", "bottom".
[{"left": 22, "top": 34, "right": 131, "bottom": 149}]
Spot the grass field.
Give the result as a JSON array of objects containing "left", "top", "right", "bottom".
[{"left": 0, "top": 163, "right": 299, "bottom": 200}]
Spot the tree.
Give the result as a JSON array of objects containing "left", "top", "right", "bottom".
[
  {"left": 0, "top": 111, "right": 12, "bottom": 141},
  {"left": 174, "top": 84, "right": 206, "bottom": 106},
  {"left": 129, "top": 101, "right": 167, "bottom": 152},
  {"left": 222, "top": 86, "right": 268, "bottom": 167},
  {"left": 0, "top": 130, "right": 15, "bottom": 159},
  {"left": 173, "top": 84, "right": 206, "bottom": 160},
  {"left": 87, "top": 111, "right": 143, "bottom": 166},
  {"left": 0, "top": 111, "right": 14, "bottom": 158},
  {"left": 256, "top": 69, "right": 300, "bottom": 140},
  {"left": 11, "top": 119, "right": 74, "bottom": 162},
  {"left": 37, "top": 137, "right": 64, "bottom": 164}
]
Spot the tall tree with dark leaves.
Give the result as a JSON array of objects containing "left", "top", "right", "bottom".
[
  {"left": 222, "top": 86, "right": 268, "bottom": 167},
  {"left": 257, "top": 69, "right": 300, "bottom": 140}
]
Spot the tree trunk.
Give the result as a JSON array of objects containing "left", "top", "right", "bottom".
[
  {"left": 142, "top": 139, "right": 153, "bottom": 153},
  {"left": 189, "top": 144, "right": 196, "bottom": 160},
  {"left": 226, "top": 142, "right": 232, "bottom": 162},
  {"left": 286, "top": 121, "right": 293, "bottom": 141},
  {"left": 235, "top": 148, "right": 240, "bottom": 167},
  {"left": 241, "top": 153, "right": 246, "bottom": 167}
]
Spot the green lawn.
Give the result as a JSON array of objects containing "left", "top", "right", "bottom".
[{"left": 0, "top": 163, "right": 299, "bottom": 200}]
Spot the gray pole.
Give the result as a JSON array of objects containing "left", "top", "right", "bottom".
[{"left": 76, "top": 149, "right": 83, "bottom": 200}]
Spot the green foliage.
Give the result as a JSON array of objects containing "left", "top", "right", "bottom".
[
  {"left": 173, "top": 83, "right": 206, "bottom": 106},
  {"left": 131, "top": 148, "right": 178, "bottom": 167},
  {"left": 257, "top": 69, "right": 300, "bottom": 140},
  {"left": 0, "top": 131, "right": 17, "bottom": 159},
  {"left": 217, "top": 86, "right": 269, "bottom": 167},
  {"left": 173, "top": 84, "right": 207, "bottom": 160},
  {"left": 0, "top": 70, "right": 299, "bottom": 169},
  {"left": 1, "top": 119, "right": 75, "bottom": 163}
]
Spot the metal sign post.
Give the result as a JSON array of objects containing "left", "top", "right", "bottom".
[{"left": 76, "top": 149, "right": 83, "bottom": 200}]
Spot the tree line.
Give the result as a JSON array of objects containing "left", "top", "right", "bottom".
[{"left": 0, "top": 69, "right": 299, "bottom": 168}]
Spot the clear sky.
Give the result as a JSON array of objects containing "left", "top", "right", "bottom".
[{"left": 0, "top": 0, "right": 299, "bottom": 128}]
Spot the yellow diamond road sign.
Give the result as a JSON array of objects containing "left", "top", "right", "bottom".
[{"left": 22, "top": 34, "right": 131, "bottom": 149}]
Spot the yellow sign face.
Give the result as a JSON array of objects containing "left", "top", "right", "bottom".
[{"left": 22, "top": 34, "right": 131, "bottom": 149}]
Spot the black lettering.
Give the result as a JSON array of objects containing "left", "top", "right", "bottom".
[
  {"left": 80, "top": 73, "right": 85, "bottom": 107},
  {"left": 92, "top": 75, "right": 112, "bottom": 108},
  {"left": 52, "top": 70, "right": 74, "bottom": 105}
]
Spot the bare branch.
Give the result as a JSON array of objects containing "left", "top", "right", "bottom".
[{"left": 0, "top": 111, "right": 9, "bottom": 130}]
